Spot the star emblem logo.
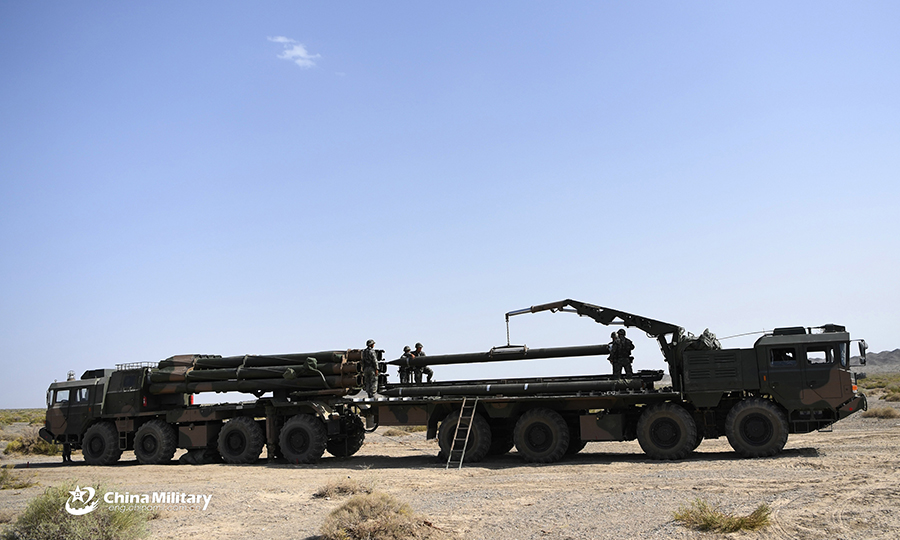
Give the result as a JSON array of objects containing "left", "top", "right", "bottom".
[
  {"left": 69, "top": 486, "right": 87, "bottom": 503},
  {"left": 65, "top": 486, "right": 98, "bottom": 516}
]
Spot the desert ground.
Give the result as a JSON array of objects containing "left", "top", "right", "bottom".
[{"left": 2, "top": 398, "right": 898, "bottom": 540}]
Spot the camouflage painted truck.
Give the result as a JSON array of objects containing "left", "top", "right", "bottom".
[
  {"left": 41, "top": 300, "right": 868, "bottom": 466},
  {"left": 41, "top": 350, "right": 376, "bottom": 465}
]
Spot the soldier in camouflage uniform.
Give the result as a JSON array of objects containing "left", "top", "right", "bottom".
[
  {"left": 614, "top": 328, "right": 635, "bottom": 378},
  {"left": 362, "top": 339, "right": 379, "bottom": 397},
  {"left": 398, "top": 346, "right": 413, "bottom": 384},
  {"left": 412, "top": 342, "right": 433, "bottom": 383},
  {"left": 608, "top": 331, "right": 619, "bottom": 373}
]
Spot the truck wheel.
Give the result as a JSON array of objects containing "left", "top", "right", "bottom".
[
  {"left": 327, "top": 414, "right": 365, "bottom": 457},
  {"left": 280, "top": 414, "right": 327, "bottom": 464},
  {"left": 217, "top": 416, "right": 265, "bottom": 464},
  {"left": 636, "top": 403, "right": 697, "bottom": 460},
  {"left": 82, "top": 422, "right": 122, "bottom": 465},
  {"left": 438, "top": 410, "right": 492, "bottom": 463},
  {"left": 725, "top": 398, "right": 789, "bottom": 458},
  {"left": 134, "top": 419, "right": 177, "bottom": 465},
  {"left": 513, "top": 408, "right": 569, "bottom": 463}
]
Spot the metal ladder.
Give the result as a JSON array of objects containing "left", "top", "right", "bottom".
[{"left": 445, "top": 397, "right": 479, "bottom": 469}]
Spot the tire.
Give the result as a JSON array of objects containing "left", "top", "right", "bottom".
[
  {"left": 82, "top": 422, "right": 122, "bottom": 465},
  {"left": 513, "top": 408, "right": 570, "bottom": 463},
  {"left": 326, "top": 414, "right": 365, "bottom": 457},
  {"left": 438, "top": 410, "right": 492, "bottom": 463},
  {"left": 725, "top": 398, "right": 789, "bottom": 458},
  {"left": 636, "top": 403, "right": 697, "bottom": 460},
  {"left": 217, "top": 416, "right": 265, "bottom": 464},
  {"left": 134, "top": 419, "right": 177, "bottom": 465},
  {"left": 279, "top": 414, "right": 328, "bottom": 464}
]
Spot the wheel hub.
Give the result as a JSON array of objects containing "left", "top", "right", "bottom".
[
  {"left": 741, "top": 413, "right": 773, "bottom": 446},
  {"left": 650, "top": 418, "right": 680, "bottom": 449},
  {"left": 525, "top": 423, "right": 553, "bottom": 452}
]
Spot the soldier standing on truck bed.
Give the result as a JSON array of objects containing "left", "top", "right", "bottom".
[
  {"left": 614, "top": 328, "right": 635, "bottom": 378},
  {"left": 398, "top": 346, "right": 413, "bottom": 384},
  {"left": 412, "top": 342, "right": 433, "bottom": 383},
  {"left": 362, "top": 339, "right": 379, "bottom": 398}
]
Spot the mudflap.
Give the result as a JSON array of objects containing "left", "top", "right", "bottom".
[
  {"left": 38, "top": 427, "right": 55, "bottom": 443},
  {"left": 838, "top": 395, "right": 867, "bottom": 419}
]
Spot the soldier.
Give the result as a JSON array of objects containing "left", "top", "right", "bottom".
[
  {"left": 361, "top": 339, "right": 379, "bottom": 398},
  {"left": 608, "top": 331, "right": 619, "bottom": 372},
  {"left": 398, "top": 346, "right": 413, "bottom": 384},
  {"left": 62, "top": 442, "right": 72, "bottom": 463},
  {"left": 412, "top": 342, "right": 433, "bottom": 383},
  {"left": 616, "top": 328, "right": 635, "bottom": 378}
]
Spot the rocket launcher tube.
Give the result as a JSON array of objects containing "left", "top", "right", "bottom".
[
  {"left": 148, "top": 374, "right": 362, "bottom": 395},
  {"left": 387, "top": 344, "right": 610, "bottom": 368}
]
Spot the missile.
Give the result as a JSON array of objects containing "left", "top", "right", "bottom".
[
  {"left": 387, "top": 344, "right": 610, "bottom": 368},
  {"left": 380, "top": 377, "right": 644, "bottom": 397}
]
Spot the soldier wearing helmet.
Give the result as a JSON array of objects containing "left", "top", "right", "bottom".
[
  {"left": 608, "top": 331, "right": 620, "bottom": 372},
  {"left": 398, "top": 346, "right": 413, "bottom": 384},
  {"left": 613, "top": 329, "right": 635, "bottom": 378},
  {"left": 412, "top": 342, "right": 433, "bottom": 384},
  {"left": 361, "top": 339, "right": 379, "bottom": 397}
]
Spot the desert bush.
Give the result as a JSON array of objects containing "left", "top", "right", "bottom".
[
  {"left": 0, "top": 509, "right": 14, "bottom": 524},
  {"left": 313, "top": 477, "right": 373, "bottom": 499},
  {"left": 861, "top": 407, "right": 900, "bottom": 419},
  {"left": 2, "top": 429, "right": 60, "bottom": 456},
  {"left": 858, "top": 374, "right": 900, "bottom": 392},
  {"left": 320, "top": 492, "right": 448, "bottom": 540},
  {"left": 382, "top": 428, "right": 410, "bottom": 437},
  {"left": 0, "top": 410, "right": 45, "bottom": 426},
  {"left": 1, "top": 482, "right": 151, "bottom": 540},
  {"left": 0, "top": 465, "right": 34, "bottom": 490},
  {"left": 673, "top": 498, "right": 770, "bottom": 533},
  {"left": 398, "top": 426, "right": 427, "bottom": 433}
]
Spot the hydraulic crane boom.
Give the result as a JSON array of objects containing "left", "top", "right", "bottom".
[{"left": 505, "top": 299, "right": 686, "bottom": 365}]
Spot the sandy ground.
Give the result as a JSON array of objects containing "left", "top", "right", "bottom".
[{"left": 2, "top": 399, "right": 899, "bottom": 540}]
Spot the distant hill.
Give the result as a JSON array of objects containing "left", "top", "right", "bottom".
[{"left": 852, "top": 349, "right": 900, "bottom": 374}]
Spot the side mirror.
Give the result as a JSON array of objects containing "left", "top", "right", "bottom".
[{"left": 858, "top": 340, "right": 867, "bottom": 366}]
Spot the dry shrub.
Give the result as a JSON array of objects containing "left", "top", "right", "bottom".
[
  {"left": 2, "top": 429, "right": 60, "bottom": 456},
  {"left": 884, "top": 392, "right": 900, "bottom": 402},
  {"left": 313, "top": 477, "right": 373, "bottom": 499},
  {"left": 398, "top": 426, "right": 427, "bottom": 433},
  {"left": 861, "top": 407, "right": 900, "bottom": 419},
  {"left": 382, "top": 428, "right": 409, "bottom": 437},
  {"left": 0, "top": 410, "right": 45, "bottom": 426},
  {"left": 0, "top": 465, "right": 34, "bottom": 490},
  {"left": 0, "top": 509, "right": 14, "bottom": 524},
  {"left": 320, "top": 492, "right": 448, "bottom": 540},
  {"left": 1, "top": 482, "right": 151, "bottom": 540},
  {"left": 673, "top": 498, "right": 770, "bottom": 533}
]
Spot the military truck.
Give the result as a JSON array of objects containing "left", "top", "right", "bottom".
[
  {"left": 374, "top": 300, "right": 868, "bottom": 463},
  {"left": 41, "top": 351, "right": 373, "bottom": 466},
  {"left": 41, "top": 300, "right": 868, "bottom": 465}
]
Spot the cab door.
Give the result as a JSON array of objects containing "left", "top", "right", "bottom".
[
  {"left": 803, "top": 344, "right": 851, "bottom": 403},
  {"left": 764, "top": 346, "right": 805, "bottom": 409}
]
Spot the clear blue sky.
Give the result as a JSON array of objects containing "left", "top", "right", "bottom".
[{"left": 1, "top": 2, "right": 898, "bottom": 407}]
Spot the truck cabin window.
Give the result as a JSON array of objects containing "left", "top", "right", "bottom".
[
  {"left": 54, "top": 389, "right": 70, "bottom": 404},
  {"left": 770, "top": 348, "right": 797, "bottom": 366},
  {"left": 807, "top": 347, "right": 832, "bottom": 365},
  {"left": 73, "top": 387, "right": 90, "bottom": 403}
]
